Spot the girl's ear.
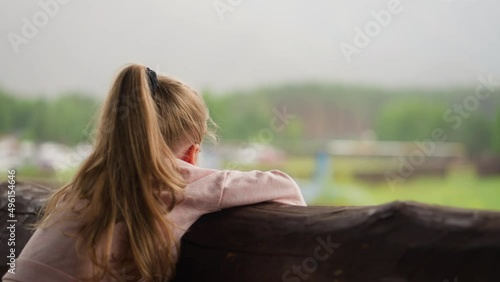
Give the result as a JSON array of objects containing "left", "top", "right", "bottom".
[{"left": 181, "top": 144, "right": 200, "bottom": 165}]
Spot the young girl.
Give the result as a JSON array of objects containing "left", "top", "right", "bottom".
[{"left": 2, "top": 64, "right": 306, "bottom": 282}]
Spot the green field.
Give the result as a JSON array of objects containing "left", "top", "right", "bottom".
[
  {"left": 234, "top": 157, "right": 500, "bottom": 211},
  {"left": 313, "top": 173, "right": 500, "bottom": 211}
]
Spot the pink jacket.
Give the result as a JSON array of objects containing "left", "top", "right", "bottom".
[{"left": 2, "top": 160, "right": 306, "bottom": 281}]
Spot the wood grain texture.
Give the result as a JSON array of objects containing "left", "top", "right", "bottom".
[{"left": 1, "top": 182, "right": 500, "bottom": 282}]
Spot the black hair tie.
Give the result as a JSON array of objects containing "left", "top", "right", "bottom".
[{"left": 146, "top": 67, "right": 159, "bottom": 93}]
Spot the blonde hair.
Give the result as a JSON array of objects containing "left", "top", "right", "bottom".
[{"left": 37, "top": 64, "right": 215, "bottom": 281}]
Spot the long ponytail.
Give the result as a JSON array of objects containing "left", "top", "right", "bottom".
[{"left": 39, "top": 64, "right": 191, "bottom": 281}]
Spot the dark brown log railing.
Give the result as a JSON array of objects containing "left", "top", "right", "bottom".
[{"left": 2, "top": 182, "right": 500, "bottom": 282}]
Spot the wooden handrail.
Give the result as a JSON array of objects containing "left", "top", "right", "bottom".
[{"left": 2, "top": 182, "right": 500, "bottom": 281}]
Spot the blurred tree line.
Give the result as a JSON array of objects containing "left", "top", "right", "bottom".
[
  {"left": 375, "top": 98, "right": 499, "bottom": 157},
  {"left": 1, "top": 84, "right": 499, "bottom": 157},
  {"left": 205, "top": 84, "right": 500, "bottom": 157},
  {"left": 0, "top": 88, "right": 97, "bottom": 145}
]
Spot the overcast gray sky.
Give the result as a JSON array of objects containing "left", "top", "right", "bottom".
[{"left": 1, "top": 0, "right": 499, "bottom": 98}]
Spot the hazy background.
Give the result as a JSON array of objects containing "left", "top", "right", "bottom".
[
  {"left": 1, "top": 0, "right": 500, "bottom": 210},
  {"left": 1, "top": 0, "right": 500, "bottom": 97}
]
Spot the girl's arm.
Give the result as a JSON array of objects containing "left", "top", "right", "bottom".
[{"left": 217, "top": 169, "right": 306, "bottom": 209}]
